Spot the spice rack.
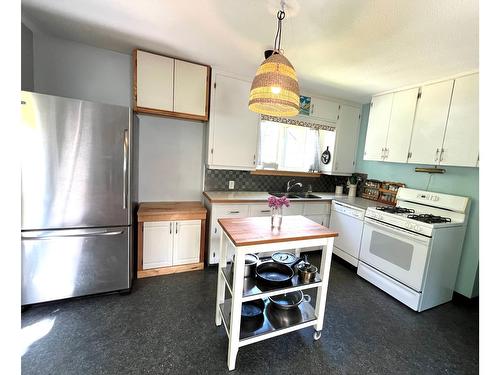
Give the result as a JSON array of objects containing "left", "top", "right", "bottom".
[{"left": 361, "top": 180, "right": 406, "bottom": 206}]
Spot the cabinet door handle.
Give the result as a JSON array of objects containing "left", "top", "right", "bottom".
[
  {"left": 311, "top": 103, "right": 315, "bottom": 114},
  {"left": 169, "top": 222, "right": 172, "bottom": 234},
  {"left": 214, "top": 227, "right": 217, "bottom": 234},
  {"left": 260, "top": 210, "right": 271, "bottom": 213},
  {"left": 385, "top": 148, "right": 389, "bottom": 159},
  {"left": 439, "top": 148, "right": 444, "bottom": 162},
  {"left": 175, "top": 222, "right": 178, "bottom": 234},
  {"left": 434, "top": 148, "right": 440, "bottom": 162},
  {"left": 229, "top": 211, "right": 240, "bottom": 214},
  {"left": 381, "top": 147, "right": 385, "bottom": 159}
]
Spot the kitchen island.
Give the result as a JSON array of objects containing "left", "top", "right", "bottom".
[{"left": 215, "top": 215, "right": 338, "bottom": 370}]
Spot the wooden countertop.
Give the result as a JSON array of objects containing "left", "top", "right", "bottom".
[
  {"left": 218, "top": 215, "right": 338, "bottom": 247},
  {"left": 138, "top": 201, "right": 207, "bottom": 222}
]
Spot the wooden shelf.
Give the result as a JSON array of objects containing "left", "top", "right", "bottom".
[{"left": 251, "top": 169, "right": 321, "bottom": 178}]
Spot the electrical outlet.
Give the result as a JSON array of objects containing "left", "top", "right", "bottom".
[{"left": 228, "top": 181, "right": 235, "bottom": 190}]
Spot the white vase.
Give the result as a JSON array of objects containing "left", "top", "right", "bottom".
[{"left": 271, "top": 207, "right": 283, "bottom": 229}]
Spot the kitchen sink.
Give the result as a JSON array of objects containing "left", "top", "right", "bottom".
[
  {"left": 267, "top": 192, "right": 300, "bottom": 198},
  {"left": 294, "top": 193, "right": 322, "bottom": 199},
  {"left": 267, "top": 192, "right": 322, "bottom": 199}
]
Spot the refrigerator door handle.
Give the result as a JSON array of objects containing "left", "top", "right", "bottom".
[
  {"left": 22, "top": 229, "right": 125, "bottom": 240},
  {"left": 123, "top": 129, "right": 129, "bottom": 210}
]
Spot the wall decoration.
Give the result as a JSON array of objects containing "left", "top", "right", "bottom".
[
  {"left": 321, "top": 146, "right": 331, "bottom": 164},
  {"left": 299, "top": 95, "right": 311, "bottom": 115}
]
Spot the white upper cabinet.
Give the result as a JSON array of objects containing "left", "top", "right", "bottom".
[
  {"left": 408, "top": 80, "right": 454, "bottom": 165},
  {"left": 310, "top": 97, "right": 341, "bottom": 122},
  {"left": 332, "top": 105, "right": 361, "bottom": 174},
  {"left": 439, "top": 73, "right": 479, "bottom": 167},
  {"left": 134, "top": 49, "right": 210, "bottom": 121},
  {"left": 208, "top": 73, "right": 259, "bottom": 170},
  {"left": 363, "top": 93, "right": 393, "bottom": 161},
  {"left": 385, "top": 88, "right": 420, "bottom": 163},
  {"left": 136, "top": 50, "right": 174, "bottom": 112},
  {"left": 173, "top": 60, "right": 209, "bottom": 117}
]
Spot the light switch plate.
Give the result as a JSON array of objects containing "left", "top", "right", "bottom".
[{"left": 228, "top": 181, "right": 235, "bottom": 190}]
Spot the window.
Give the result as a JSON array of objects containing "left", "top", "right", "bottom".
[{"left": 257, "top": 119, "right": 334, "bottom": 172}]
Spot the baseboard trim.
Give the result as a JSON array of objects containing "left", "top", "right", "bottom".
[{"left": 452, "top": 291, "right": 479, "bottom": 306}]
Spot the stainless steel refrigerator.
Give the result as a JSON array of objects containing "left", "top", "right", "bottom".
[{"left": 21, "top": 91, "right": 136, "bottom": 305}]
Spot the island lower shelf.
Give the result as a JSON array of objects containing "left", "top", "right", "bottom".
[{"left": 219, "top": 298, "right": 317, "bottom": 346}]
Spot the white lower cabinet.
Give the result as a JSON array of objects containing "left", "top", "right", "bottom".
[
  {"left": 143, "top": 221, "right": 174, "bottom": 269},
  {"left": 173, "top": 220, "right": 202, "bottom": 265},
  {"left": 205, "top": 200, "right": 332, "bottom": 264},
  {"left": 143, "top": 220, "right": 201, "bottom": 269}
]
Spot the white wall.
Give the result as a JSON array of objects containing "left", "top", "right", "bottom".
[
  {"left": 33, "top": 32, "right": 131, "bottom": 106},
  {"left": 31, "top": 31, "right": 205, "bottom": 202},
  {"left": 138, "top": 116, "right": 204, "bottom": 201},
  {"left": 22, "top": 23, "right": 34, "bottom": 91}
]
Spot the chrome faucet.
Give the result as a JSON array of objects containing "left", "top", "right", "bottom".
[{"left": 286, "top": 179, "right": 303, "bottom": 193}]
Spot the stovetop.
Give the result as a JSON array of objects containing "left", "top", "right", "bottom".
[
  {"left": 407, "top": 214, "right": 452, "bottom": 224},
  {"left": 375, "top": 206, "right": 452, "bottom": 224},
  {"left": 376, "top": 206, "right": 415, "bottom": 214}
]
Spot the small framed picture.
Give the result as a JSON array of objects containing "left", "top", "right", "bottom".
[{"left": 299, "top": 95, "right": 311, "bottom": 115}]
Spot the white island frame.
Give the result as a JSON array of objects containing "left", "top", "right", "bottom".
[{"left": 214, "top": 215, "right": 336, "bottom": 371}]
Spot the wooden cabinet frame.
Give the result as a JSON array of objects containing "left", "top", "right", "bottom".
[
  {"left": 133, "top": 49, "right": 211, "bottom": 121},
  {"left": 137, "top": 202, "right": 207, "bottom": 278}
]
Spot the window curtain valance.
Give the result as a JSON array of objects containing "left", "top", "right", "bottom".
[{"left": 260, "top": 114, "right": 336, "bottom": 132}]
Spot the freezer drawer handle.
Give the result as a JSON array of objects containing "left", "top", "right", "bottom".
[{"left": 22, "top": 230, "right": 125, "bottom": 240}]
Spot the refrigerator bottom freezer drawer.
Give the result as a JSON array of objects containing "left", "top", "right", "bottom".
[{"left": 22, "top": 226, "right": 131, "bottom": 305}]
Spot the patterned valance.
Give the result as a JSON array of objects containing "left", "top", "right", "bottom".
[{"left": 260, "top": 114, "right": 336, "bottom": 131}]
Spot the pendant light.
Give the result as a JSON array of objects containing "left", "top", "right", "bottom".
[{"left": 248, "top": 6, "right": 300, "bottom": 117}]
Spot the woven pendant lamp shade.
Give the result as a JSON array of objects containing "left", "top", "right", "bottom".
[{"left": 248, "top": 52, "right": 300, "bottom": 117}]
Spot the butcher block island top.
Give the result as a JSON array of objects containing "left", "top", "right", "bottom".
[
  {"left": 218, "top": 215, "right": 338, "bottom": 247},
  {"left": 138, "top": 201, "right": 206, "bottom": 222}
]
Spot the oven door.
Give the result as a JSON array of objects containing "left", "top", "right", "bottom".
[{"left": 359, "top": 217, "right": 431, "bottom": 291}]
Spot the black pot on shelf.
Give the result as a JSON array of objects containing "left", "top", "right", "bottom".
[{"left": 241, "top": 299, "right": 265, "bottom": 332}]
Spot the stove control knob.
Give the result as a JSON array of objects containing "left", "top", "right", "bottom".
[
  {"left": 405, "top": 222, "right": 411, "bottom": 229},
  {"left": 415, "top": 225, "right": 422, "bottom": 232}
]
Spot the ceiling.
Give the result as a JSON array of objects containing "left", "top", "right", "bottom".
[{"left": 22, "top": 0, "right": 479, "bottom": 103}]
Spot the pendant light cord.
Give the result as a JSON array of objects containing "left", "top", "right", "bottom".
[{"left": 273, "top": 10, "right": 286, "bottom": 52}]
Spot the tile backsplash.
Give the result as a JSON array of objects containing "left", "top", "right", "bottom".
[{"left": 204, "top": 169, "right": 350, "bottom": 192}]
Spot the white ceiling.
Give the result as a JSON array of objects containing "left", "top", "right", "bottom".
[{"left": 22, "top": 0, "right": 478, "bottom": 103}]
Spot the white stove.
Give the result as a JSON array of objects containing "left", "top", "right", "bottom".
[{"left": 357, "top": 188, "right": 470, "bottom": 312}]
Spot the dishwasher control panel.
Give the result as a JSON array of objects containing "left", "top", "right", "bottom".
[{"left": 333, "top": 202, "right": 365, "bottom": 220}]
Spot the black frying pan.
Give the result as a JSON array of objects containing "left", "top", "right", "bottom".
[
  {"left": 241, "top": 299, "right": 265, "bottom": 332},
  {"left": 255, "top": 258, "right": 303, "bottom": 286}
]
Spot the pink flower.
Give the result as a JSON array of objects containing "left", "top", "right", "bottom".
[{"left": 268, "top": 195, "right": 290, "bottom": 209}]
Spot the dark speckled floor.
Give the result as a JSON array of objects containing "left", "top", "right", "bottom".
[{"left": 22, "top": 255, "right": 478, "bottom": 374}]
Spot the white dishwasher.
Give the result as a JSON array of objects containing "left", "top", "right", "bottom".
[{"left": 329, "top": 201, "right": 365, "bottom": 267}]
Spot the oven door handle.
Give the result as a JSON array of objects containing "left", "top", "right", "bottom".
[{"left": 364, "top": 217, "right": 431, "bottom": 244}]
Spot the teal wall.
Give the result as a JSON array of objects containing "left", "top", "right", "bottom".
[{"left": 355, "top": 104, "right": 479, "bottom": 298}]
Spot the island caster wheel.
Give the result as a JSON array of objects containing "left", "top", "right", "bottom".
[{"left": 313, "top": 331, "right": 322, "bottom": 341}]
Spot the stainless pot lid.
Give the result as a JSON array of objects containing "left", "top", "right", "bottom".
[
  {"left": 271, "top": 252, "right": 297, "bottom": 265},
  {"left": 245, "top": 254, "right": 259, "bottom": 265}
]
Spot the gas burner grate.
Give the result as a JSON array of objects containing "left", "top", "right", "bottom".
[
  {"left": 407, "top": 214, "right": 452, "bottom": 224},
  {"left": 376, "top": 206, "right": 415, "bottom": 214}
]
